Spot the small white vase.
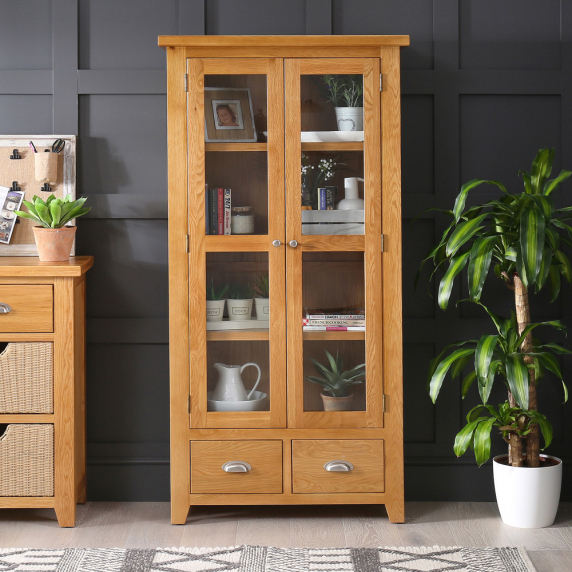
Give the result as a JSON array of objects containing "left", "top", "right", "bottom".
[
  {"left": 335, "top": 107, "right": 363, "bottom": 131},
  {"left": 226, "top": 298, "right": 253, "bottom": 321},
  {"left": 493, "top": 454, "right": 562, "bottom": 528},
  {"left": 206, "top": 299, "right": 225, "bottom": 322},
  {"left": 254, "top": 298, "right": 269, "bottom": 321}
]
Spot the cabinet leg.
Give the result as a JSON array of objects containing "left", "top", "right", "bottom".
[
  {"left": 55, "top": 502, "right": 76, "bottom": 528},
  {"left": 171, "top": 501, "right": 190, "bottom": 525},
  {"left": 385, "top": 500, "right": 405, "bottom": 524}
]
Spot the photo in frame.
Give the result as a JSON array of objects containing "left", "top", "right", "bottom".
[{"left": 204, "top": 88, "right": 257, "bottom": 142}]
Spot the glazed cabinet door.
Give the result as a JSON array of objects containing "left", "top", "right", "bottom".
[
  {"left": 285, "top": 58, "right": 384, "bottom": 429},
  {"left": 186, "top": 57, "right": 286, "bottom": 428}
]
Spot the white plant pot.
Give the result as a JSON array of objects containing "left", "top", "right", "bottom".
[
  {"left": 226, "top": 298, "right": 253, "bottom": 321},
  {"left": 206, "top": 299, "right": 225, "bottom": 322},
  {"left": 254, "top": 298, "right": 269, "bottom": 321},
  {"left": 493, "top": 454, "right": 562, "bottom": 528},
  {"left": 335, "top": 107, "right": 363, "bottom": 131}
]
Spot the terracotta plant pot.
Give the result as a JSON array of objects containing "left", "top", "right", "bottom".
[
  {"left": 321, "top": 393, "right": 354, "bottom": 411},
  {"left": 33, "top": 226, "right": 76, "bottom": 262}
]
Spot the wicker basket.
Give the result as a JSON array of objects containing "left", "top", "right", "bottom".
[
  {"left": 0, "top": 424, "right": 54, "bottom": 496},
  {"left": 0, "top": 343, "right": 53, "bottom": 413}
]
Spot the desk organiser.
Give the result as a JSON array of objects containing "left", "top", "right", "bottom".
[{"left": 0, "top": 256, "right": 93, "bottom": 527}]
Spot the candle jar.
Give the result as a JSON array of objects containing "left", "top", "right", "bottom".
[{"left": 231, "top": 206, "right": 255, "bottom": 234}]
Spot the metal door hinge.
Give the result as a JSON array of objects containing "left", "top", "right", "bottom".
[
  {"left": 184, "top": 74, "right": 188, "bottom": 92},
  {"left": 383, "top": 394, "right": 387, "bottom": 413},
  {"left": 381, "top": 234, "right": 385, "bottom": 252},
  {"left": 187, "top": 395, "right": 190, "bottom": 414},
  {"left": 380, "top": 73, "right": 383, "bottom": 92},
  {"left": 185, "top": 234, "right": 189, "bottom": 253}
]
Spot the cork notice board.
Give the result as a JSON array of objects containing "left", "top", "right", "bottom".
[{"left": 0, "top": 135, "right": 76, "bottom": 256}]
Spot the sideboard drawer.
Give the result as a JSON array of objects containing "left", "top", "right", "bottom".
[
  {"left": 0, "top": 285, "right": 53, "bottom": 333},
  {"left": 191, "top": 440, "right": 283, "bottom": 494},
  {"left": 292, "top": 439, "right": 384, "bottom": 494}
]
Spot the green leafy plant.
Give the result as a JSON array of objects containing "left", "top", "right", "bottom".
[
  {"left": 419, "top": 148, "right": 572, "bottom": 468},
  {"left": 320, "top": 75, "right": 364, "bottom": 107},
  {"left": 227, "top": 282, "right": 255, "bottom": 300},
  {"left": 206, "top": 279, "right": 228, "bottom": 301},
  {"left": 253, "top": 273, "right": 269, "bottom": 299},
  {"left": 305, "top": 350, "right": 365, "bottom": 398},
  {"left": 15, "top": 194, "right": 90, "bottom": 229}
]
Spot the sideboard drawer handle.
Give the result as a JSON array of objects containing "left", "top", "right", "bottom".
[
  {"left": 324, "top": 460, "right": 354, "bottom": 472},
  {"left": 0, "top": 303, "right": 12, "bottom": 314},
  {"left": 222, "top": 461, "right": 252, "bottom": 473}
]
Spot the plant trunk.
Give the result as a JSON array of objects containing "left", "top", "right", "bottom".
[
  {"left": 513, "top": 274, "right": 540, "bottom": 468},
  {"left": 509, "top": 433, "right": 524, "bottom": 467}
]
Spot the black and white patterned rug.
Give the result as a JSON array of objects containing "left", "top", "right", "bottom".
[{"left": 0, "top": 546, "right": 536, "bottom": 571}]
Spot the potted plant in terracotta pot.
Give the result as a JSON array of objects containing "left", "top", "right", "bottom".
[
  {"left": 15, "top": 194, "right": 90, "bottom": 262},
  {"left": 418, "top": 148, "right": 572, "bottom": 528},
  {"left": 206, "top": 279, "right": 228, "bottom": 322},
  {"left": 226, "top": 283, "right": 255, "bottom": 321},
  {"left": 305, "top": 350, "right": 365, "bottom": 411},
  {"left": 320, "top": 75, "right": 363, "bottom": 132},
  {"left": 253, "top": 272, "right": 269, "bottom": 321}
]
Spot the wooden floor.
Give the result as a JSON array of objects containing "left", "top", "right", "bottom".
[{"left": 1, "top": 502, "right": 572, "bottom": 571}]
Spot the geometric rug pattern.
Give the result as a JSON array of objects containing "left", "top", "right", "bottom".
[{"left": 0, "top": 546, "right": 537, "bottom": 572}]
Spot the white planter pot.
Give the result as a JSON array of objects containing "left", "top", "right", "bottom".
[
  {"left": 206, "top": 299, "right": 225, "bottom": 322},
  {"left": 254, "top": 298, "right": 269, "bottom": 321},
  {"left": 335, "top": 107, "right": 363, "bottom": 131},
  {"left": 493, "top": 454, "right": 562, "bottom": 528},
  {"left": 226, "top": 298, "right": 253, "bottom": 321}
]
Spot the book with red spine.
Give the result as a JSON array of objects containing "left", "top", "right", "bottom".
[
  {"left": 302, "top": 326, "right": 366, "bottom": 331},
  {"left": 217, "top": 188, "right": 224, "bottom": 234},
  {"left": 302, "top": 318, "right": 365, "bottom": 326}
]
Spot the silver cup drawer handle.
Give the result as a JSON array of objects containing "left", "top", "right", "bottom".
[
  {"left": 0, "top": 303, "right": 12, "bottom": 314},
  {"left": 222, "top": 461, "right": 252, "bottom": 473},
  {"left": 324, "top": 460, "right": 354, "bottom": 472}
]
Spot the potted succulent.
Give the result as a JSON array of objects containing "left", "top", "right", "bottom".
[
  {"left": 320, "top": 75, "right": 364, "bottom": 132},
  {"left": 253, "top": 272, "right": 269, "bottom": 321},
  {"left": 15, "top": 194, "right": 90, "bottom": 262},
  {"left": 226, "top": 283, "right": 255, "bottom": 322},
  {"left": 305, "top": 350, "right": 365, "bottom": 411},
  {"left": 418, "top": 148, "right": 571, "bottom": 528},
  {"left": 206, "top": 279, "right": 228, "bottom": 322}
]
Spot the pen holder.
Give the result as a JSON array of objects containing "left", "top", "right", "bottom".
[{"left": 34, "top": 152, "right": 58, "bottom": 184}]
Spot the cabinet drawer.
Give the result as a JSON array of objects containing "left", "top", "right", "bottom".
[
  {"left": 191, "top": 440, "right": 282, "bottom": 494},
  {"left": 0, "top": 286, "right": 53, "bottom": 333},
  {"left": 292, "top": 439, "right": 384, "bottom": 494}
]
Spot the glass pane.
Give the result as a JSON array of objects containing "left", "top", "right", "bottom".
[
  {"left": 204, "top": 74, "right": 268, "bottom": 236},
  {"left": 302, "top": 252, "right": 366, "bottom": 412},
  {"left": 206, "top": 252, "right": 270, "bottom": 413}
]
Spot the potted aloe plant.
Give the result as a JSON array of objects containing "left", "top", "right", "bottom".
[
  {"left": 305, "top": 350, "right": 365, "bottom": 411},
  {"left": 15, "top": 194, "right": 90, "bottom": 261},
  {"left": 320, "top": 75, "right": 363, "bottom": 132},
  {"left": 226, "top": 283, "right": 255, "bottom": 322},
  {"left": 253, "top": 272, "right": 269, "bottom": 321},
  {"left": 418, "top": 148, "right": 571, "bottom": 528},
  {"left": 206, "top": 279, "right": 228, "bottom": 322}
]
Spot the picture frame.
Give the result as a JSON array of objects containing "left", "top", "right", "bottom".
[{"left": 204, "top": 88, "right": 257, "bottom": 143}]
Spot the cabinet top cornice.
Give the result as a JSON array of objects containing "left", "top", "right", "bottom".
[{"left": 159, "top": 35, "right": 410, "bottom": 49}]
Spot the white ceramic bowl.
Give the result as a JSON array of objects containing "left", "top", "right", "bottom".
[{"left": 207, "top": 391, "right": 268, "bottom": 412}]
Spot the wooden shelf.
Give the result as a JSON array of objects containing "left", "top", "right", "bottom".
[
  {"left": 0, "top": 497, "right": 55, "bottom": 509},
  {"left": 0, "top": 414, "right": 55, "bottom": 424},
  {"left": 205, "top": 235, "right": 270, "bottom": 252},
  {"left": 301, "top": 142, "right": 363, "bottom": 152},
  {"left": 207, "top": 329, "right": 269, "bottom": 341},
  {"left": 303, "top": 331, "right": 365, "bottom": 341},
  {"left": 205, "top": 142, "right": 267, "bottom": 152},
  {"left": 300, "top": 235, "right": 365, "bottom": 251}
]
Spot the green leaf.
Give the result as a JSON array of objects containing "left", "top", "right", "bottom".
[
  {"left": 513, "top": 320, "right": 566, "bottom": 353},
  {"left": 468, "top": 236, "right": 497, "bottom": 301},
  {"left": 544, "top": 169, "right": 572, "bottom": 196},
  {"left": 461, "top": 371, "right": 477, "bottom": 398},
  {"left": 453, "top": 179, "right": 487, "bottom": 222},
  {"left": 506, "top": 353, "right": 530, "bottom": 409},
  {"left": 545, "top": 227, "right": 559, "bottom": 252},
  {"left": 479, "top": 359, "right": 500, "bottom": 404},
  {"left": 528, "top": 352, "right": 568, "bottom": 403},
  {"left": 34, "top": 202, "right": 52, "bottom": 227},
  {"left": 451, "top": 353, "right": 472, "bottom": 379},
  {"left": 454, "top": 417, "right": 488, "bottom": 457},
  {"left": 429, "top": 348, "right": 476, "bottom": 403},
  {"left": 527, "top": 411, "right": 553, "bottom": 449},
  {"left": 534, "top": 342, "right": 572, "bottom": 355},
  {"left": 520, "top": 206, "right": 545, "bottom": 286},
  {"left": 438, "top": 252, "right": 470, "bottom": 310},
  {"left": 446, "top": 214, "right": 488, "bottom": 257},
  {"left": 554, "top": 250, "right": 572, "bottom": 284},
  {"left": 520, "top": 170, "right": 532, "bottom": 194},
  {"left": 49, "top": 201, "right": 62, "bottom": 228},
  {"left": 474, "top": 417, "right": 497, "bottom": 466},
  {"left": 13, "top": 210, "right": 50, "bottom": 228},
  {"left": 475, "top": 335, "right": 498, "bottom": 388},
  {"left": 516, "top": 246, "right": 528, "bottom": 288},
  {"left": 528, "top": 194, "right": 554, "bottom": 220},
  {"left": 530, "top": 148, "right": 554, "bottom": 194},
  {"left": 536, "top": 247, "right": 553, "bottom": 292}
]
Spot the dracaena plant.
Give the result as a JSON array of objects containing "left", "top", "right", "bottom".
[
  {"left": 419, "top": 148, "right": 572, "bottom": 468},
  {"left": 15, "top": 194, "right": 90, "bottom": 229},
  {"left": 305, "top": 350, "right": 365, "bottom": 398}
]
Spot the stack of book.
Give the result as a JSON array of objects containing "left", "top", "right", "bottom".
[
  {"left": 206, "top": 187, "right": 231, "bottom": 235},
  {"left": 302, "top": 308, "right": 365, "bottom": 331}
]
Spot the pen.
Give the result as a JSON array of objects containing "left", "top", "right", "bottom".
[{"left": 29, "top": 141, "right": 37, "bottom": 153}]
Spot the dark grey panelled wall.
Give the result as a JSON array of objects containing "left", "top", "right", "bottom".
[{"left": 0, "top": 0, "right": 570, "bottom": 501}]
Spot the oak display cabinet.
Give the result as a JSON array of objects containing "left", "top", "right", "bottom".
[{"left": 161, "top": 35, "right": 409, "bottom": 524}]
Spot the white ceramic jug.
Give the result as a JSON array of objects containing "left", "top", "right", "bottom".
[{"left": 212, "top": 362, "right": 261, "bottom": 402}]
